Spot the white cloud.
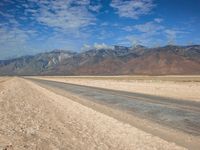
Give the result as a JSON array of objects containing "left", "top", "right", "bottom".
[
  {"left": 81, "top": 43, "right": 114, "bottom": 51},
  {"left": 134, "top": 21, "right": 164, "bottom": 33},
  {"left": 0, "top": 0, "right": 103, "bottom": 59},
  {"left": 94, "top": 43, "right": 114, "bottom": 49},
  {"left": 82, "top": 44, "right": 91, "bottom": 50},
  {"left": 164, "top": 29, "right": 188, "bottom": 44},
  {"left": 119, "top": 20, "right": 165, "bottom": 46},
  {"left": 88, "top": 4, "right": 102, "bottom": 12},
  {"left": 154, "top": 18, "right": 163, "bottom": 23},
  {"left": 32, "top": 0, "right": 96, "bottom": 32},
  {"left": 165, "top": 29, "right": 177, "bottom": 42},
  {"left": 123, "top": 34, "right": 164, "bottom": 47},
  {"left": 110, "top": 0, "right": 155, "bottom": 19},
  {"left": 121, "top": 20, "right": 164, "bottom": 36},
  {"left": 100, "top": 22, "right": 109, "bottom": 26},
  {"left": 122, "top": 22, "right": 188, "bottom": 46},
  {"left": 0, "top": 24, "right": 39, "bottom": 59},
  {"left": 122, "top": 26, "right": 134, "bottom": 31},
  {"left": 0, "top": 28, "right": 28, "bottom": 45}
]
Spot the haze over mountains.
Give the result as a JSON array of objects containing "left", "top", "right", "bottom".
[{"left": 0, "top": 45, "right": 200, "bottom": 75}]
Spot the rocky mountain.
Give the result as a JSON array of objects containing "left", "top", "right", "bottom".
[
  {"left": 0, "top": 50, "right": 76, "bottom": 75},
  {"left": 0, "top": 45, "right": 200, "bottom": 75}
]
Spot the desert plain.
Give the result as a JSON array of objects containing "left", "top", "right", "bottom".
[
  {"left": 33, "top": 75, "right": 200, "bottom": 101},
  {"left": 0, "top": 76, "right": 200, "bottom": 150}
]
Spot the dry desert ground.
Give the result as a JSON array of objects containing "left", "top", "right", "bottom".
[
  {"left": 33, "top": 76, "right": 200, "bottom": 102},
  {"left": 0, "top": 77, "right": 188, "bottom": 150}
]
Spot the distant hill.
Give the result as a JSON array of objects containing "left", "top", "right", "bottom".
[{"left": 0, "top": 45, "right": 200, "bottom": 75}]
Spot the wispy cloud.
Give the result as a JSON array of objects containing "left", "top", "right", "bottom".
[
  {"left": 154, "top": 18, "right": 163, "bottom": 23},
  {"left": 81, "top": 43, "right": 114, "bottom": 51},
  {"left": 164, "top": 29, "right": 188, "bottom": 44},
  {"left": 134, "top": 21, "right": 164, "bottom": 33},
  {"left": 0, "top": 0, "right": 103, "bottom": 58},
  {"left": 1, "top": 0, "right": 101, "bottom": 35},
  {"left": 119, "top": 19, "right": 189, "bottom": 46},
  {"left": 0, "top": 24, "right": 38, "bottom": 59},
  {"left": 121, "top": 18, "right": 164, "bottom": 32},
  {"left": 0, "top": 0, "right": 197, "bottom": 59},
  {"left": 93, "top": 43, "right": 114, "bottom": 49},
  {"left": 34, "top": 0, "right": 97, "bottom": 32},
  {"left": 165, "top": 29, "right": 177, "bottom": 44},
  {"left": 110, "top": 0, "right": 155, "bottom": 19}
]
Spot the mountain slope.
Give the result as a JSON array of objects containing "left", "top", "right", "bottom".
[
  {"left": 0, "top": 50, "right": 76, "bottom": 75},
  {"left": 0, "top": 45, "right": 200, "bottom": 75}
]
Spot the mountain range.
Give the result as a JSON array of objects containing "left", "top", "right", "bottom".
[{"left": 0, "top": 45, "right": 200, "bottom": 75}]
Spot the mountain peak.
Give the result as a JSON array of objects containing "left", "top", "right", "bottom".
[
  {"left": 132, "top": 45, "right": 146, "bottom": 49},
  {"left": 50, "top": 49, "right": 74, "bottom": 54}
]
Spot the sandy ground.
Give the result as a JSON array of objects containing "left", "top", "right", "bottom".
[
  {"left": 0, "top": 77, "right": 8, "bottom": 82},
  {"left": 0, "top": 77, "right": 185, "bottom": 150},
  {"left": 32, "top": 76, "right": 200, "bottom": 102}
]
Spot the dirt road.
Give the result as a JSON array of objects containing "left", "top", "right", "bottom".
[
  {"left": 31, "top": 76, "right": 200, "bottom": 101},
  {"left": 28, "top": 78, "right": 200, "bottom": 135},
  {"left": 0, "top": 77, "right": 197, "bottom": 149}
]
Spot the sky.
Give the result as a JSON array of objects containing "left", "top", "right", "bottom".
[{"left": 0, "top": 0, "right": 200, "bottom": 59}]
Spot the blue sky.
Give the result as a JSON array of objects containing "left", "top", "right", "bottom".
[{"left": 0, "top": 0, "right": 200, "bottom": 59}]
